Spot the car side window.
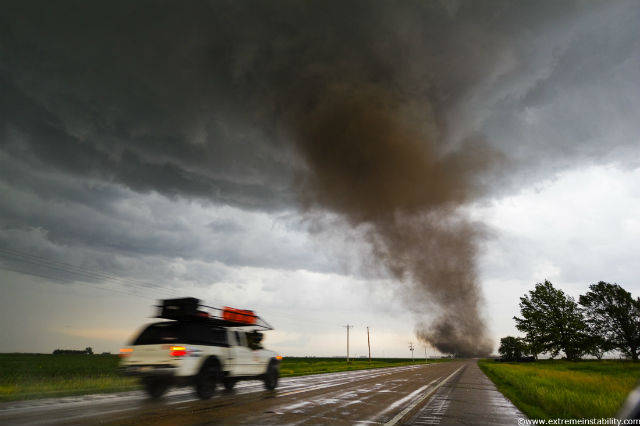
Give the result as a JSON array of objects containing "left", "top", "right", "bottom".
[
  {"left": 246, "top": 331, "right": 263, "bottom": 350},
  {"left": 181, "top": 323, "right": 228, "bottom": 346},
  {"left": 235, "top": 331, "right": 247, "bottom": 347}
]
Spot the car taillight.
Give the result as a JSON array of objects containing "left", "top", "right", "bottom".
[
  {"left": 170, "top": 346, "right": 187, "bottom": 356},
  {"left": 119, "top": 348, "right": 133, "bottom": 358}
]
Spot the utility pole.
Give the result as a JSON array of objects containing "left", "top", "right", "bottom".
[
  {"left": 343, "top": 325, "right": 353, "bottom": 362},
  {"left": 409, "top": 341, "right": 415, "bottom": 362},
  {"left": 366, "top": 326, "right": 371, "bottom": 363}
]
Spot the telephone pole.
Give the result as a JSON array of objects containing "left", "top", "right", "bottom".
[
  {"left": 343, "top": 325, "right": 353, "bottom": 362},
  {"left": 366, "top": 326, "right": 371, "bottom": 363},
  {"left": 409, "top": 341, "right": 415, "bottom": 362}
]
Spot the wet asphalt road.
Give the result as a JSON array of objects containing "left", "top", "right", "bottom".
[
  {"left": 407, "top": 360, "right": 524, "bottom": 425},
  {"left": 0, "top": 361, "right": 520, "bottom": 425}
]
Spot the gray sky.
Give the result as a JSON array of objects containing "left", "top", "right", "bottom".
[{"left": 1, "top": 0, "right": 639, "bottom": 356}]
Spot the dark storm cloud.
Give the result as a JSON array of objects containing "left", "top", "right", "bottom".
[
  {"left": 0, "top": 162, "right": 329, "bottom": 277},
  {"left": 0, "top": 72, "right": 290, "bottom": 209},
  {"left": 1, "top": 0, "right": 295, "bottom": 209},
  {"left": 1, "top": 0, "right": 639, "bottom": 355},
  {"left": 3, "top": 1, "right": 636, "bottom": 199},
  {"left": 477, "top": 1, "right": 640, "bottom": 178}
]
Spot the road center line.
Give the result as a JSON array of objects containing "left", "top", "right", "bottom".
[{"left": 375, "top": 379, "right": 437, "bottom": 418}]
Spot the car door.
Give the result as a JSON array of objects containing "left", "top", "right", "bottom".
[{"left": 230, "top": 330, "right": 253, "bottom": 376}]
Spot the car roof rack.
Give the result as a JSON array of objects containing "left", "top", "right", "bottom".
[{"left": 156, "top": 298, "right": 274, "bottom": 330}]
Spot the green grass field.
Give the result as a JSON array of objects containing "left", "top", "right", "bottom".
[
  {"left": 0, "top": 353, "right": 448, "bottom": 402},
  {"left": 478, "top": 359, "right": 640, "bottom": 419},
  {"left": 0, "top": 353, "right": 138, "bottom": 402}
]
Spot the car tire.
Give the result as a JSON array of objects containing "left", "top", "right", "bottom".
[
  {"left": 223, "top": 377, "right": 236, "bottom": 391},
  {"left": 195, "top": 360, "right": 219, "bottom": 400},
  {"left": 263, "top": 362, "right": 279, "bottom": 390},
  {"left": 142, "top": 377, "right": 170, "bottom": 399}
]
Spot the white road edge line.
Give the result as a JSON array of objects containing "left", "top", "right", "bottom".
[
  {"left": 383, "top": 365, "right": 464, "bottom": 426},
  {"left": 373, "top": 379, "right": 438, "bottom": 419}
]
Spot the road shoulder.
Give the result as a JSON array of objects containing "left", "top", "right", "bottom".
[{"left": 404, "top": 360, "right": 525, "bottom": 425}]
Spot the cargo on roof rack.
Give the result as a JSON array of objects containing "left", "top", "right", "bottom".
[{"left": 156, "top": 298, "right": 273, "bottom": 330}]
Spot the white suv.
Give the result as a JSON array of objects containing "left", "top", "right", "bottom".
[{"left": 119, "top": 298, "right": 280, "bottom": 399}]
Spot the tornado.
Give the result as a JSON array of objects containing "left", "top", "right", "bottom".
[{"left": 285, "top": 84, "right": 498, "bottom": 356}]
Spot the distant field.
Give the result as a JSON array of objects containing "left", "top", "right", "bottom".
[
  {"left": 0, "top": 353, "right": 449, "bottom": 402},
  {"left": 478, "top": 359, "right": 640, "bottom": 419}
]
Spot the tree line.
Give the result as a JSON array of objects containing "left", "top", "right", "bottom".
[
  {"left": 53, "top": 347, "right": 93, "bottom": 355},
  {"left": 499, "top": 280, "right": 640, "bottom": 361}
]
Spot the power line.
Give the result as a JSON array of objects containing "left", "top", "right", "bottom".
[
  {"left": 0, "top": 246, "right": 179, "bottom": 299},
  {"left": 0, "top": 246, "right": 179, "bottom": 295},
  {"left": 0, "top": 248, "right": 364, "bottom": 330},
  {"left": 0, "top": 247, "right": 371, "bottom": 334},
  {"left": 0, "top": 263, "right": 152, "bottom": 300},
  {"left": 0, "top": 248, "right": 386, "bottom": 352}
]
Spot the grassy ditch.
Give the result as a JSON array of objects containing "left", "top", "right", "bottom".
[
  {"left": 478, "top": 359, "right": 640, "bottom": 419},
  {"left": 0, "top": 353, "right": 449, "bottom": 402}
]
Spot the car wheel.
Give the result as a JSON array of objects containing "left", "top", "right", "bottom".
[
  {"left": 223, "top": 377, "right": 236, "bottom": 391},
  {"left": 263, "top": 362, "right": 279, "bottom": 390},
  {"left": 142, "top": 377, "right": 170, "bottom": 399},
  {"left": 195, "top": 361, "right": 219, "bottom": 400}
]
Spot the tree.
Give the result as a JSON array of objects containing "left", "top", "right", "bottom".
[
  {"left": 514, "top": 280, "right": 588, "bottom": 360},
  {"left": 498, "top": 336, "right": 527, "bottom": 361},
  {"left": 579, "top": 281, "right": 640, "bottom": 361},
  {"left": 582, "top": 333, "right": 612, "bottom": 360},
  {"left": 519, "top": 329, "right": 545, "bottom": 360}
]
